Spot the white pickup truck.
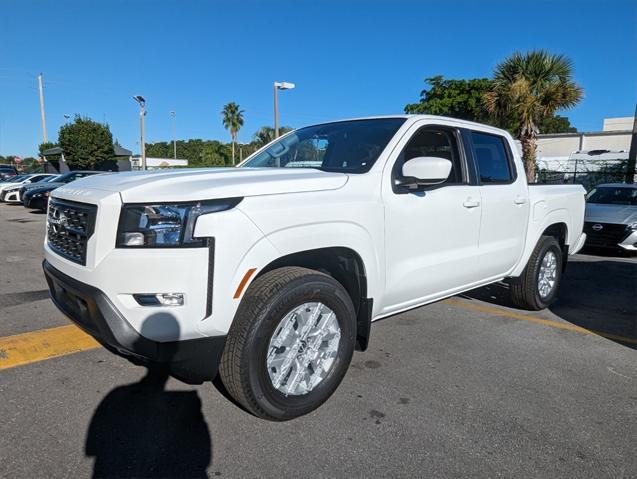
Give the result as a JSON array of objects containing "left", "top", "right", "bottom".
[{"left": 43, "top": 116, "right": 586, "bottom": 420}]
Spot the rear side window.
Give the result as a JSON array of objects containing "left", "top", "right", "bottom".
[{"left": 471, "top": 131, "right": 514, "bottom": 184}]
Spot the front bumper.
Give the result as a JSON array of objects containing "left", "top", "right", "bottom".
[
  {"left": 584, "top": 222, "right": 636, "bottom": 250},
  {"left": 2, "top": 190, "right": 21, "bottom": 203},
  {"left": 43, "top": 260, "right": 226, "bottom": 383},
  {"left": 24, "top": 195, "right": 47, "bottom": 210},
  {"left": 618, "top": 230, "right": 637, "bottom": 250}
]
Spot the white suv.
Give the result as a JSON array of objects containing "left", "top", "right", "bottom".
[{"left": 43, "top": 116, "right": 586, "bottom": 420}]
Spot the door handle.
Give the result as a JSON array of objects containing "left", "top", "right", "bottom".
[
  {"left": 463, "top": 198, "right": 480, "bottom": 208},
  {"left": 514, "top": 196, "right": 528, "bottom": 205}
]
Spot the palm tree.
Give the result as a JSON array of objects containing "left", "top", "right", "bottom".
[
  {"left": 485, "top": 50, "right": 583, "bottom": 182},
  {"left": 221, "top": 102, "right": 245, "bottom": 165},
  {"left": 253, "top": 125, "right": 293, "bottom": 147}
]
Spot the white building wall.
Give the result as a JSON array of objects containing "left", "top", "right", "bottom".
[
  {"left": 581, "top": 134, "right": 631, "bottom": 151},
  {"left": 603, "top": 117, "right": 634, "bottom": 131}
]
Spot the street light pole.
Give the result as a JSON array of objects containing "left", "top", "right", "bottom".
[
  {"left": 273, "top": 84, "right": 278, "bottom": 139},
  {"left": 38, "top": 73, "right": 47, "bottom": 143},
  {"left": 133, "top": 95, "right": 147, "bottom": 170},
  {"left": 273, "top": 81, "right": 295, "bottom": 138},
  {"left": 170, "top": 111, "right": 177, "bottom": 160}
]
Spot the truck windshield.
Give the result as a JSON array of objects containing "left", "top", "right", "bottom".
[
  {"left": 587, "top": 186, "right": 637, "bottom": 206},
  {"left": 241, "top": 118, "right": 406, "bottom": 173}
]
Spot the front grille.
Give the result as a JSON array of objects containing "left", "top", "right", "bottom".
[
  {"left": 584, "top": 222, "right": 630, "bottom": 247},
  {"left": 47, "top": 199, "right": 97, "bottom": 265},
  {"left": 0, "top": 191, "right": 7, "bottom": 201}
]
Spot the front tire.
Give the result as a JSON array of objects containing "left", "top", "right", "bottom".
[
  {"left": 510, "top": 235, "right": 563, "bottom": 310},
  {"left": 219, "top": 267, "right": 356, "bottom": 421}
]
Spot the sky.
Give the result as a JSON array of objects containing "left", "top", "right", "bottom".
[{"left": 1, "top": 0, "right": 636, "bottom": 157}]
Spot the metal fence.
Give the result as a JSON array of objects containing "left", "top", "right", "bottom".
[{"left": 536, "top": 158, "right": 633, "bottom": 191}]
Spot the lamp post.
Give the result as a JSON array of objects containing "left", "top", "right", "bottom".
[
  {"left": 133, "top": 95, "right": 146, "bottom": 170},
  {"left": 170, "top": 111, "right": 177, "bottom": 160},
  {"left": 273, "top": 81, "right": 295, "bottom": 138}
]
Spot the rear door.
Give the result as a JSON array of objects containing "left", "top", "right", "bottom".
[{"left": 467, "top": 130, "right": 529, "bottom": 278}]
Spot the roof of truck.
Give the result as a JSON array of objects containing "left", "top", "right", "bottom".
[{"left": 301, "top": 114, "right": 511, "bottom": 135}]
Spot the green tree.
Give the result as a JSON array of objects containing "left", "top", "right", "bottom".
[
  {"left": 221, "top": 102, "right": 245, "bottom": 165},
  {"left": 58, "top": 116, "right": 114, "bottom": 169},
  {"left": 537, "top": 115, "right": 577, "bottom": 134},
  {"left": 146, "top": 139, "right": 233, "bottom": 167},
  {"left": 200, "top": 141, "right": 229, "bottom": 167},
  {"left": 38, "top": 141, "right": 59, "bottom": 156},
  {"left": 405, "top": 76, "right": 494, "bottom": 124},
  {"left": 404, "top": 75, "right": 577, "bottom": 135},
  {"left": 253, "top": 125, "right": 293, "bottom": 147},
  {"left": 485, "top": 51, "right": 583, "bottom": 181}
]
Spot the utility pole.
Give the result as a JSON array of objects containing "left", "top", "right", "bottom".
[
  {"left": 626, "top": 103, "right": 637, "bottom": 184},
  {"left": 38, "top": 74, "right": 47, "bottom": 143},
  {"left": 170, "top": 111, "right": 177, "bottom": 159}
]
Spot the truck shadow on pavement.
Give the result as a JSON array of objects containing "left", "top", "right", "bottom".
[
  {"left": 463, "top": 256, "right": 637, "bottom": 349},
  {"left": 85, "top": 315, "right": 212, "bottom": 478}
]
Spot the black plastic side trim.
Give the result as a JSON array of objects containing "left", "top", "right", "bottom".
[
  {"left": 355, "top": 298, "right": 373, "bottom": 351},
  {"left": 204, "top": 238, "right": 214, "bottom": 319}
]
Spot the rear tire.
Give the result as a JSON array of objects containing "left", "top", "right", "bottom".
[
  {"left": 219, "top": 266, "right": 356, "bottom": 421},
  {"left": 510, "top": 235, "right": 563, "bottom": 310}
]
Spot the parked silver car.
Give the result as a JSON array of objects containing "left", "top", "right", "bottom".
[{"left": 584, "top": 183, "right": 637, "bottom": 251}]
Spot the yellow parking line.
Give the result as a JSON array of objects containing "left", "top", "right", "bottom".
[
  {"left": 0, "top": 324, "right": 100, "bottom": 371},
  {"left": 0, "top": 297, "right": 634, "bottom": 373},
  {"left": 444, "top": 298, "right": 637, "bottom": 345}
]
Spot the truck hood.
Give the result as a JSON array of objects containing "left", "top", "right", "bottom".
[
  {"left": 585, "top": 203, "right": 637, "bottom": 225},
  {"left": 53, "top": 168, "right": 349, "bottom": 203}
]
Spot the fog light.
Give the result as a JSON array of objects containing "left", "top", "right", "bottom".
[{"left": 134, "top": 293, "right": 184, "bottom": 307}]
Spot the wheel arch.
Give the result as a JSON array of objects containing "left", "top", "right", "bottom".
[
  {"left": 256, "top": 247, "right": 373, "bottom": 351},
  {"left": 542, "top": 222, "right": 569, "bottom": 271},
  {"left": 510, "top": 208, "right": 572, "bottom": 278}
]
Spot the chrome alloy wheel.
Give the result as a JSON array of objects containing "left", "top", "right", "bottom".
[
  {"left": 266, "top": 302, "right": 341, "bottom": 396},
  {"left": 538, "top": 250, "right": 557, "bottom": 298}
]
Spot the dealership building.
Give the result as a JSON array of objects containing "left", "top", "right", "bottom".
[{"left": 532, "top": 116, "right": 634, "bottom": 176}]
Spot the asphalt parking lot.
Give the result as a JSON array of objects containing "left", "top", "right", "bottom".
[{"left": 0, "top": 202, "right": 635, "bottom": 479}]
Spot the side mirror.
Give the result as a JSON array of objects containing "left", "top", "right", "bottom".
[{"left": 398, "top": 156, "right": 452, "bottom": 188}]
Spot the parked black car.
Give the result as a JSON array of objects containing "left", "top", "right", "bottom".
[
  {"left": 22, "top": 171, "right": 103, "bottom": 211},
  {"left": 0, "top": 164, "right": 18, "bottom": 180}
]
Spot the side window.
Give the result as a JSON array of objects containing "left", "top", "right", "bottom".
[
  {"left": 471, "top": 131, "right": 514, "bottom": 184},
  {"left": 395, "top": 127, "right": 464, "bottom": 185}
]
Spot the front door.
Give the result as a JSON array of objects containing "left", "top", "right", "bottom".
[{"left": 381, "top": 122, "right": 482, "bottom": 315}]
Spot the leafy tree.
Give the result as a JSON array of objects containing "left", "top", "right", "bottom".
[
  {"left": 537, "top": 115, "right": 577, "bottom": 134},
  {"left": 200, "top": 141, "right": 228, "bottom": 167},
  {"left": 405, "top": 76, "right": 494, "bottom": 124},
  {"left": 404, "top": 75, "right": 578, "bottom": 137},
  {"left": 221, "top": 102, "right": 245, "bottom": 165},
  {"left": 253, "top": 126, "right": 293, "bottom": 147},
  {"left": 38, "top": 141, "right": 59, "bottom": 156},
  {"left": 146, "top": 139, "right": 233, "bottom": 167},
  {"left": 58, "top": 116, "right": 114, "bottom": 169},
  {"left": 485, "top": 50, "right": 583, "bottom": 181}
]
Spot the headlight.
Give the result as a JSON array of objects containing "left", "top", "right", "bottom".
[
  {"left": 629, "top": 222, "right": 637, "bottom": 230},
  {"left": 116, "top": 197, "right": 242, "bottom": 248}
]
